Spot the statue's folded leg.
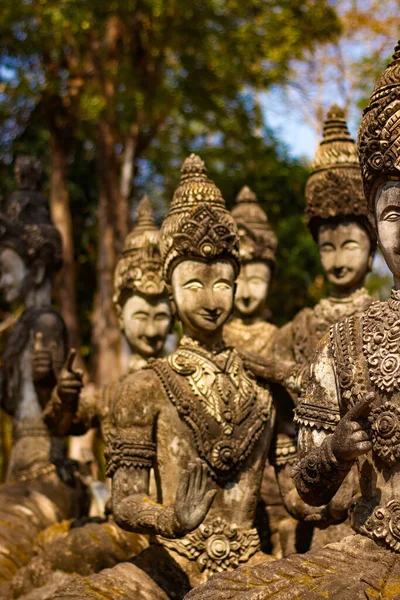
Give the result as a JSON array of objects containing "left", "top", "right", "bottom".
[
  {"left": 47, "top": 544, "right": 192, "bottom": 600},
  {"left": 185, "top": 534, "right": 400, "bottom": 600},
  {"left": 11, "top": 519, "right": 149, "bottom": 599},
  {"left": 45, "top": 561, "right": 170, "bottom": 600}
]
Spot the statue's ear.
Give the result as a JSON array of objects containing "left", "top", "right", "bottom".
[
  {"left": 32, "top": 259, "right": 46, "bottom": 286},
  {"left": 166, "top": 284, "right": 177, "bottom": 319}
]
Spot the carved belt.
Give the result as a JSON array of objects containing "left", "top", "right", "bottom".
[
  {"left": 13, "top": 421, "right": 49, "bottom": 441},
  {"left": 360, "top": 500, "right": 400, "bottom": 553},
  {"left": 157, "top": 517, "right": 260, "bottom": 576}
]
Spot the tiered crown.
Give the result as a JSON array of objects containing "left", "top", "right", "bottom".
[
  {"left": 113, "top": 196, "right": 165, "bottom": 317},
  {"left": 358, "top": 41, "right": 400, "bottom": 208},
  {"left": 305, "top": 104, "right": 367, "bottom": 230},
  {"left": 232, "top": 186, "right": 277, "bottom": 265},
  {"left": 160, "top": 154, "right": 239, "bottom": 282},
  {"left": 0, "top": 155, "right": 62, "bottom": 274}
]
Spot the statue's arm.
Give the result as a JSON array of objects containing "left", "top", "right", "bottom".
[
  {"left": 44, "top": 384, "right": 99, "bottom": 437},
  {"left": 291, "top": 335, "right": 354, "bottom": 507},
  {"left": 109, "top": 372, "right": 183, "bottom": 539}
]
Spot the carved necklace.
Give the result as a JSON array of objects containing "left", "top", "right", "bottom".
[
  {"left": 148, "top": 341, "right": 272, "bottom": 481},
  {"left": 361, "top": 290, "right": 400, "bottom": 465},
  {"left": 362, "top": 290, "right": 400, "bottom": 393}
]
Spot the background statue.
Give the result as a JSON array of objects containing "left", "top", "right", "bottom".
[
  {"left": 0, "top": 156, "right": 85, "bottom": 592},
  {"left": 46, "top": 154, "right": 311, "bottom": 600},
  {"left": 244, "top": 105, "right": 378, "bottom": 553},
  {"left": 186, "top": 40, "right": 400, "bottom": 600},
  {"left": 273, "top": 104, "right": 376, "bottom": 388},
  {"left": 10, "top": 196, "right": 173, "bottom": 600},
  {"left": 224, "top": 185, "right": 277, "bottom": 354},
  {"left": 223, "top": 186, "right": 295, "bottom": 558}
]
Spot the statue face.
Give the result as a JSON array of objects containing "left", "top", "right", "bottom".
[
  {"left": 122, "top": 294, "right": 171, "bottom": 358},
  {"left": 171, "top": 259, "right": 235, "bottom": 338},
  {"left": 0, "top": 247, "right": 28, "bottom": 303},
  {"left": 234, "top": 261, "right": 271, "bottom": 317},
  {"left": 375, "top": 183, "right": 400, "bottom": 282},
  {"left": 318, "top": 221, "right": 371, "bottom": 292}
]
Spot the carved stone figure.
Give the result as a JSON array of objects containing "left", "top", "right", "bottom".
[
  {"left": 186, "top": 41, "right": 400, "bottom": 600},
  {"left": 223, "top": 187, "right": 295, "bottom": 558},
  {"left": 10, "top": 197, "right": 173, "bottom": 599},
  {"left": 45, "top": 154, "right": 313, "bottom": 600},
  {"left": 273, "top": 104, "right": 376, "bottom": 396},
  {"left": 224, "top": 185, "right": 277, "bottom": 355},
  {"left": 0, "top": 156, "right": 85, "bottom": 590}
]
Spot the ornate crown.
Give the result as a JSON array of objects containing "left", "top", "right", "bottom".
[
  {"left": 232, "top": 186, "right": 277, "bottom": 265},
  {"left": 358, "top": 42, "right": 400, "bottom": 208},
  {"left": 305, "top": 104, "right": 367, "bottom": 230},
  {"left": 0, "top": 156, "right": 62, "bottom": 274},
  {"left": 160, "top": 154, "right": 240, "bottom": 282},
  {"left": 113, "top": 196, "right": 165, "bottom": 318}
]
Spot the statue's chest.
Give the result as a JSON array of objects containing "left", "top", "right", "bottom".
[
  {"left": 335, "top": 302, "right": 400, "bottom": 467},
  {"left": 150, "top": 349, "right": 273, "bottom": 481}
]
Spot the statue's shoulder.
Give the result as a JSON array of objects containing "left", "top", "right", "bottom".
[{"left": 113, "top": 364, "right": 165, "bottom": 425}]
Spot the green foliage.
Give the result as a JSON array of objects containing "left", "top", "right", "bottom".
[{"left": 0, "top": 0, "right": 341, "bottom": 345}]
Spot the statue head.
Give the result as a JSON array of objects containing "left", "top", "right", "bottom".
[
  {"left": 306, "top": 104, "right": 376, "bottom": 295},
  {"left": 0, "top": 160, "right": 62, "bottom": 304},
  {"left": 14, "top": 155, "right": 43, "bottom": 191},
  {"left": 358, "top": 41, "right": 400, "bottom": 286},
  {"left": 231, "top": 186, "right": 277, "bottom": 317},
  {"left": 160, "top": 154, "right": 239, "bottom": 344},
  {"left": 113, "top": 196, "right": 171, "bottom": 358}
]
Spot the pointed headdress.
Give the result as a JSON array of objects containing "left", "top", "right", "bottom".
[
  {"left": 113, "top": 196, "right": 165, "bottom": 317},
  {"left": 232, "top": 185, "right": 277, "bottom": 266},
  {"left": 305, "top": 104, "right": 368, "bottom": 237},
  {"left": 160, "top": 154, "right": 240, "bottom": 282},
  {"left": 0, "top": 155, "right": 62, "bottom": 275},
  {"left": 358, "top": 42, "right": 400, "bottom": 208}
]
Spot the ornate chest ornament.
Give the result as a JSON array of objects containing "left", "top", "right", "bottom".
[
  {"left": 362, "top": 292, "right": 400, "bottom": 393},
  {"left": 149, "top": 340, "right": 272, "bottom": 481},
  {"left": 368, "top": 401, "right": 400, "bottom": 465},
  {"left": 158, "top": 517, "right": 260, "bottom": 576},
  {"left": 361, "top": 500, "right": 400, "bottom": 553}
]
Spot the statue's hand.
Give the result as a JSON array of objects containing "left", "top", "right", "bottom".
[
  {"left": 32, "top": 331, "right": 54, "bottom": 383},
  {"left": 57, "top": 349, "right": 84, "bottom": 407},
  {"left": 331, "top": 392, "right": 374, "bottom": 462},
  {"left": 240, "top": 350, "right": 294, "bottom": 384},
  {"left": 174, "top": 459, "right": 216, "bottom": 533}
]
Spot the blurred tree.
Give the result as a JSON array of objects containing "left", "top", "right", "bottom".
[{"left": 0, "top": 0, "right": 340, "bottom": 380}]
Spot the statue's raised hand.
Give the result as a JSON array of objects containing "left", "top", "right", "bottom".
[
  {"left": 32, "top": 331, "right": 54, "bottom": 383},
  {"left": 174, "top": 459, "right": 216, "bottom": 533},
  {"left": 57, "top": 349, "right": 83, "bottom": 408},
  {"left": 331, "top": 392, "right": 374, "bottom": 462}
]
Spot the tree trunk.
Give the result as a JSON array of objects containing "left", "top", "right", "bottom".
[
  {"left": 49, "top": 131, "right": 83, "bottom": 360},
  {"left": 91, "top": 123, "right": 122, "bottom": 385}
]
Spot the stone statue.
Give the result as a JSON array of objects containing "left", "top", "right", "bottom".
[
  {"left": 45, "top": 154, "right": 312, "bottom": 600},
  {"left": 224, "top": 185, "right": 277, "bottom": 355},
  {"left": 186, "top": 41, "right": 400, "bottom": 599},
  {"left": 10, "top": 196, "right": 173, "bottom": 599},
  {"left": 0, "top": 156, "right": 85, "bottom": 590},
  {"left": 223, "top": 186, "right": 295, "bottom": 558},
  {"left": 273, "top": 104, "right": 376, "bottom": 396},
  {"left": 243, "top": 105, "right": 377, "bottom": 554}
]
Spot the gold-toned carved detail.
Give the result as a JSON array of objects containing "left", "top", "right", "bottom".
[{"left": 157, "top": 517, "right": 260, "bottom": 576}]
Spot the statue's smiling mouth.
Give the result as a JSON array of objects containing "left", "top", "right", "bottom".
[{"left": 198, "top": 310, "right": 223, "bottom": 322}]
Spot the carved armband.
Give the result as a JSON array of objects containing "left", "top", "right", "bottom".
[
  {"left": 292, "top": 436, "right": 353, "bottom": 501},
  {"left": 294, "top": 402, "right": 341, "bottom": 433},
  {"left": 106, "top": 434, "right": 156, "bottom": 477},
  {"left": 270, "top": 433, "right": 297, "bottom": 468}
]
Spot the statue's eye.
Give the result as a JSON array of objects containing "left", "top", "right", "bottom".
[
  {"left": 183, "top": 281, "right": 203, "bottom": 290},
  {"left": 384, "top": 211, "right": 400, "bottom": 222},
  {"left": 213, "top": 281, "right": 231, "bottom": 291},
  {"left": 343, "top": 241, "right": 360, "bottom": 251}
]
